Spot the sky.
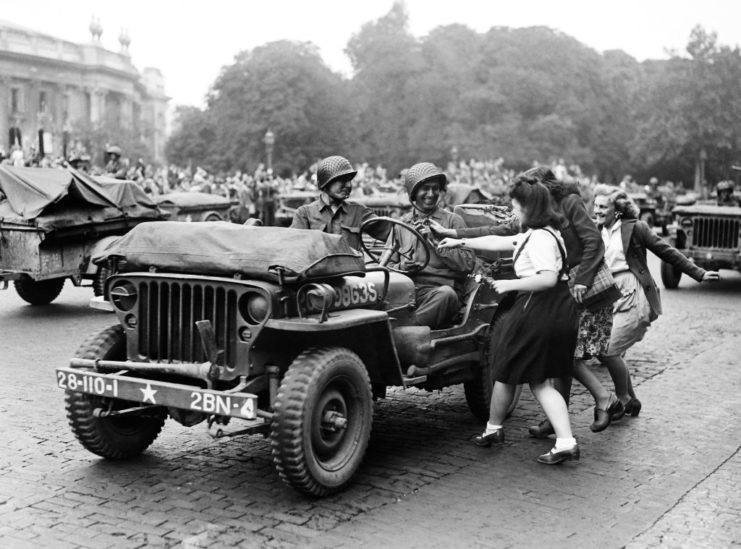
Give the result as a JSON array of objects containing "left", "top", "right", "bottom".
[{"left": 2, "top": 0, "right": 740, "bottom": 109}]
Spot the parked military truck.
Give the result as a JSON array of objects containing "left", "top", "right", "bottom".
[
  {"left": 56, "top": 219, "right": 514, "bottom": 496},
  {"left": 661, "top": 204, "right": 741, "bottom": 288},
  {"left": 0, "top": 166, "right": 164, "bottom": 304}
]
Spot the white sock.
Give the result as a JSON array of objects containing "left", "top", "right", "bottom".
[
  {"left": 554, "top": 437, "right": 577, "bottom": 451},
  {"left": 485, "top": 422, "right": 503, "bottom": 434}
]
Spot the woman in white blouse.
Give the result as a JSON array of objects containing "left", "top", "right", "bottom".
[{"left": 439, "top": 177, "right": 580, "bottom": 465}]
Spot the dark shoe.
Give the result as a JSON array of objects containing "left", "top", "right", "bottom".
[
  {"left": 528, "top": 419, "right": 555, "bottom": 439},
  {"left": 608, "top": 398, "right": 625, "bottom": 421},
  {"left": 590, "top": 407, "right": 611, "bottom": 433},
  {"left": 624, "top": 397, "right": 642, "bottom": 417},
  {"left": 473, "top": 428, "right": 504, "bottom": 447},
  {"left": 537, "top": 444, "right": 580, "bottom": 465},
  {"left": 591, "top": 394, "right": 624, "bottom": 432}
]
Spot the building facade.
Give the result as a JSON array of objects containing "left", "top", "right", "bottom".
[{"left": 0, "top": 19, "right": 168, "bottom": 164}]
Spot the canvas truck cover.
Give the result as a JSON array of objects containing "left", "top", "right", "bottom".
[
  {"left": 94, "top": 221, "right": 367, "bottom": 283},
  {"left": 0, "top": 166, "right": 163, "bottom": 231}
]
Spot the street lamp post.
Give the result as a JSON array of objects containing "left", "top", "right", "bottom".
[{"left": 263, "top": 129, "right": 275, "bottom": 176}]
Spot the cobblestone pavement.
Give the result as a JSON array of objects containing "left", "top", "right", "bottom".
[{"left": 1, "top": 257, "right": 740, "bottom": 548}]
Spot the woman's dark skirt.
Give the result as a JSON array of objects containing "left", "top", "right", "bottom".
[{"left": 490, "top": 282, "right": 578, "bottom": 385}]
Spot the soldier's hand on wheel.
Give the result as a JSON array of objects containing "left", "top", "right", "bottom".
[
  {"left": 428, "top": 219, "right": 456, "bottom": 238},
  {"left": 572, "top": 284, "right": 587, "bottom": 303},
  {"left": 703, "top": 271, "right": 721, "bottom": 282}
]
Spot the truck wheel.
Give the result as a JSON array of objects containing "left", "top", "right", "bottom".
[
  {"left": 65, "top": 325, "right": 167, "bottom": 459},
  {"left": 465, "top": 315, "right": 522, "bottom": 422},
  {"left": 14, "top": 277, "right": 65, "bottom": 305},
  {"left": 93, "top": 266, "right": 110, "bottom": 297},
  {"left": 660, "top": 261, "right": 682, "bottom": 289},
  {"left": 271, "top": 347, "right": 373, "bottom": 497}
]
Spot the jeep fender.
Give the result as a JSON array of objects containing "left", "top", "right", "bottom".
[
  {"left": 263, "top": 309, "right": 404, "bottom": 386},
  {"left": 83, "top": 236, "right": 121, "bottom": 275}
]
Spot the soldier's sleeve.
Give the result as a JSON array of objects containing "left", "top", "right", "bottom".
[
  {"left": 358, "top": 204, "right": 391, "bottom": 241},
  {"left": 436, "top": 214, "right": 477, "bottom": 272},
  {"left": 289, "top": 206, "right": 309, "bottom": 229}
]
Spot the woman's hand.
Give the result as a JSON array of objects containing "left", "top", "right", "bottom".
[
  {"left": 428, "top": 219, "right": 456, "bottom": 238},
  {"left": 702, "top": 271, "right": 721, "bottom": 282},
  {"left": 491, "top": 279, "right": 515, "bottom": 294},
  {"left": 437, "top": 238, "right": 463, "bottom": 250},
  {"left": 572, "top": 283, "right": 587, "bottom": 303}
]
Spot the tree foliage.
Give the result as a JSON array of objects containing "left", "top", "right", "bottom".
[{"left": 165, "top": 4, "right": 741, "bottom": 186}]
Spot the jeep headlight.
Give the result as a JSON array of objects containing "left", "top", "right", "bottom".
[
  {"left": 109, "top": 281, "right": 138, "bottom": 311},
  {"left": 239, "top": 292, "right": 269, "bottom": 324}
]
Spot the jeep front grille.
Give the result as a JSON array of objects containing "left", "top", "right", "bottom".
[
  {"left": 137, "top": 280, "right": 239, "bottom": 366},
  {"left": 691, "top": 216, "right": 740, "bottom": 249}
]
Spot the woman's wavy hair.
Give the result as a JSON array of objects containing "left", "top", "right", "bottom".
[
  {"left": 593, "top": 184, "right": 639, "bottom": 219},
  {"left": 509, "top": 171, "right": 564, "bottom": 230},
  {"left": 522, "top": 167, "right": 581, "bottom": 203}
]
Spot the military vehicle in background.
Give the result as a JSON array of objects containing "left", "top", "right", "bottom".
[
  {"left": 154, "top": 192, "right": 233, "bottom": 222},
  {"left": 0, "top": 166, "right": 165, "bottom": 305},
  {"left": 661, "top": 203, "right": 741, "bottom": 288}
]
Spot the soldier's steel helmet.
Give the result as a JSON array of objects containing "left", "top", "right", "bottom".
[
  {"left": 404, "top": 162, "right": 447, "bottom": 200},
  {"left": 106, "top": 145, "right": 122, "bottom": 156},
  {"left": 316, "top": 156, "right": 357, "bottom": 190},
  {"left": 717, "top": 180, "right": 734, "bottom": 192}
]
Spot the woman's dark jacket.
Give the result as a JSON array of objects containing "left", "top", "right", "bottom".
[
  {"left": 457, "top": 193, "right": 604, "bottom": 288},
  {"left": 617, "top": 219, "right": 706, "bottom": 321}
]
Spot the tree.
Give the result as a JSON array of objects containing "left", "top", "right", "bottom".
[
  {"left": 165, "top": 106, "right": 216, "bottom": 169},
  {"left": 206, "top": 40, "right": 353, "bottom": 175},
  {"left": 631, "top": 26, "right": 741, "bottom": 190}
]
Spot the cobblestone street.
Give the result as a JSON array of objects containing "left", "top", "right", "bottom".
[{"left": 1, "top": 256, "right": 740, "bottom": 548}]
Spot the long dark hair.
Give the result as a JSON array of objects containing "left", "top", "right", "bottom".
[
  {"left": 522, "top": 166, "right": 581, "bottom": 204},
  {"left": 510, "top": 172, "right": 563, "bottom": 230}
]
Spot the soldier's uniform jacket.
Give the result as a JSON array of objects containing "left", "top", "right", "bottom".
[
  {"left": 397, "top": 207, "right": 477, "bottom": 288},
  {"left": 290, "top": 193, "right": 378, "bottom": 251}
]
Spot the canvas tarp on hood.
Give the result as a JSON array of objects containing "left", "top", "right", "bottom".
[
  {"left": 94, "top": 221, "right": 366, "bottom": 284},
  {"left": 0, "top": 166, "right": 163, "bottom": 231}
]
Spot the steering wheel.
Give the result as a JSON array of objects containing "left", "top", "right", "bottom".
[{"left": 360, "top": 216, "right": 431, "bottom": 275}]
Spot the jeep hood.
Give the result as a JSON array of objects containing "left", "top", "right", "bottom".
[{"left": 95, "top": 221, "right": 366, "bottom": 283}]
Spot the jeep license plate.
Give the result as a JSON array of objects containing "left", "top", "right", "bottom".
[{"left": 56, "top": 367, "right": 258, "bottom": 419}]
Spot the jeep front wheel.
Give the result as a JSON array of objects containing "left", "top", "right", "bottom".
[
  {"left": 65, "top": 325, "right": 167, "bottom": 459},
  {"left": 660, "top": 261, "right": 682, "bottom": 289},
  {"left": 14, "top": 277, "right": 65, "bottom": 305},
  {"left": 271, "top": 347, "right": 373, "bottom": 497}
]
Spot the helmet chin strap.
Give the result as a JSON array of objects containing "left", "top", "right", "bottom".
[{"left": 411, "top": 190, "right": 445, "bottom": 216}]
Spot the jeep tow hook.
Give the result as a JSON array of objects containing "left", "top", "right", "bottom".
[{"left": 322, "top": 411, "right": 348, "bottom": 432}]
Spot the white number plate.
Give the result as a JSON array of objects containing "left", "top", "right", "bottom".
[{"left": 56, "top": 368, "right": 258, "bottom": 420}]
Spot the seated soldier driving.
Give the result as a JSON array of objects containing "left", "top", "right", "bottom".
[{"left": 393, "top": 162, "right": 477, "bottom": 329}]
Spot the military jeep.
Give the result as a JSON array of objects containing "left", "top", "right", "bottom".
[
  {"left": 661, "top": 204, "right": 741, "bottom": 288},
  {"left": 56, "top": 219, "right": 511, "bottom": 496}
]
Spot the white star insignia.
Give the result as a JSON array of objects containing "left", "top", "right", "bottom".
[{"left": 140, "top": 383, "right": 157, "bottom": 404}]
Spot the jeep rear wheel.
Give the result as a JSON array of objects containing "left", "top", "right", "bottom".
[
  {"left": 65, "top": 325, "right": 167, "bottom": 459},
  {"left": 660, "top": 261, "right": 682, "bottom": 289},
  {"left": 465, "top": 315, "right": 521, "bottom": 422},
  {"left": 14, "top": 277, "right": 65, "bottom": 305},
  {"left": 271, "top": 347, "right": 373, "bottom": 497}
]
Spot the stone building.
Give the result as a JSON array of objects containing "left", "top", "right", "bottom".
[{"left": 0, "top": 18, "right": 168, "bottom": 164}]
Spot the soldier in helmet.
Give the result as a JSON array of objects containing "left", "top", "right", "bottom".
[
  {"left": 392, "top": 162, "right": 476, "bottom": 329},
  {"left": 105, "top": 145, "right": 128, "bottom": 180},
  {"left": 716, "top": 180, "right": 740, "bottom": 207},
  {"left": 290, "top": 155, "right": 389, "bottom": 250}
]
